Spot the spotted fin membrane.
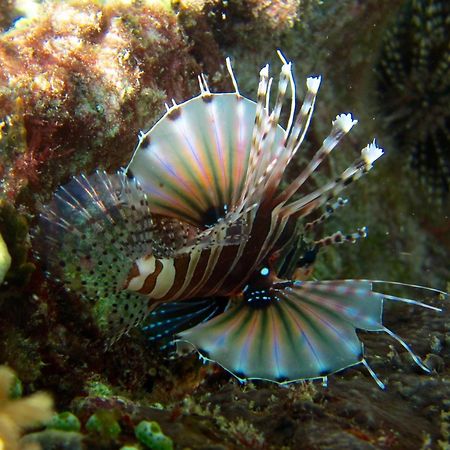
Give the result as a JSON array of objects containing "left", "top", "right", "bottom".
[{"left": 34, "top": 172, "right": 154, "bottom": 336}]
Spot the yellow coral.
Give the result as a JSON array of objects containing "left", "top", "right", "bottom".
[
  {"left": 0, "top": 366, "right": 53, "bottom": 450},
  {"left": 0, "top": 233, "right": 11, "bottom": 285}
]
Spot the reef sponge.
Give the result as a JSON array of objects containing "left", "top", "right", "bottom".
[
  {"left": 46, "top": 411, "right": 81, "bottom": 433},
  {"left": 0, "top": 365, "right": 54, "bottom": 450},
  {"left": 135, "top": 420, "right": 173, "bottom": 450},
  {"left": 85, "top": 410, "right": 121, "bottom": 441},
  {"left": 0, "top": 0, "right": 198, "bottom": 201}
]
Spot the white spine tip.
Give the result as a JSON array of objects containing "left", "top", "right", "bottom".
[
  {"left": 281, "top": 62, "right": 292, "bottom": 76},
  {"left": 260, "top": 64, "right": 269, "bottom": 78},
  {"left": 362, "top": 140, "right": 384, "bottom": 164},
  {"left": 333, "top": 113, "right": 358, "bottom": 133},
  {"left": 306, "top": 76, "right": 321, "bottom": 94}
]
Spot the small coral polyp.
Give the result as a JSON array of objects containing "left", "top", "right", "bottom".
[{"left": 34, "top": 53, "right": 446, "bottom": 387}]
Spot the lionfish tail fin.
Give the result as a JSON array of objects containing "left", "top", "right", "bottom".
[
  {"left": 176, "top": 279, "right": 444, "bottom": 385},
  {"left": 33, "top": 171, "right": 154, "bottom": 337}
]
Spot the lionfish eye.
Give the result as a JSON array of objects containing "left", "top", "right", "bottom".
[{"left": 260, "top": 267, "right": 269, "bottom": 276}]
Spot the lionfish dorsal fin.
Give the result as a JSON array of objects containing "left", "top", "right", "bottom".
[{"left": 126, "top": 93, "right": 265, "bottom": 227}]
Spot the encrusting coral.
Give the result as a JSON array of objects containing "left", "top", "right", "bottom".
[
  {"left": 0, "top": 366, "right": 54, "bottom": 450},
  {"left": 0, "top": 0, "right": 198, "bottom": 202}
]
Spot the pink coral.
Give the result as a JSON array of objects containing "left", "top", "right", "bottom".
[{"left": 0, "top": 0, "right": 198, "bottom": 200}]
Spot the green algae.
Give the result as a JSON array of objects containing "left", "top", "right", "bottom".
[
  {"left": 47, "top": 412, "right": 82, "bottom": 432},
  {"left": 86, "top": 410, "right": 121, "bottom": 441},
  {"left": 135, "top": 421, "right": 173, "bottom": 450}
]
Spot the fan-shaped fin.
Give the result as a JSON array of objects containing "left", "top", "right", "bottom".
[
  {"left": 176, "top": 280, "right": 389, "bottom": 382},
  {"left": 33, "top": 171, "right": 154, "bottom": 336},
  {"left": 288, "top": 280, "right": 383, "bottom": 331},
  {"left": 176, "top": 279, "right": 444, "bottom": 384},
  {"left": 126, "top": 94, "right": 263, "bottom": 226}
]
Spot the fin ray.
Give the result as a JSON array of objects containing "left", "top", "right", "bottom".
[
  {"left": 33, "top": 171, "right": 154, "bottom": 336},
  {"left": 177, "top": 280, "right": 371, "bottom": 382},
  {"left": 176, "top": 279, "right": 443, "bottom": 384}
]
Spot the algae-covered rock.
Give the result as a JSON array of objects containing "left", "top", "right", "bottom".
[
  {"left": 0, "top": 0, "right": 199, "bottom": 202},
  {"left": 47, "top": 411, "right": 81, "bottom": 432},
  {"left": 0, "top": 231, "right": 11, "bottom": 284},
  {"left": 135, "top": 420, "right": 173, "bottom": 450},
  {"left": 85, "top": 410, "right": 121, "bottom": 441}
]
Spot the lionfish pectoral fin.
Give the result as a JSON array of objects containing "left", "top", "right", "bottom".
[
  {"left": 33, "top": 171, "right": 154, "bottom": 339},
  {"left": 176, "top": 279, "right": 445, "bottom": 385},
  {"left": 368, "top": 280, "right": 447, "bottom": 374},
  {"left": 175, "top": 280, "right": 389, "bottom": 384}
]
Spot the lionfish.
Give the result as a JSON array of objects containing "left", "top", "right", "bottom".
[{"left": 34, "top": 53, "right": 446, "bottom": 388}]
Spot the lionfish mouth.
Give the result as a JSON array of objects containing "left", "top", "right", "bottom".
[{"left": 33, "top": 52, "right": 446, "bottom": 388}]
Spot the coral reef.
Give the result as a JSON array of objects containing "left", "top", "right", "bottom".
[
  {"left": 0, "top": 0, "right": 199, "bottom": 202},
  {"left": 0, "top": 365, "right": 53, "bottom": 450}
]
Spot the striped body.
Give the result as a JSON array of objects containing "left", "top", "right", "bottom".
[
  {"left": 125, "top": 208, "right": 290, "bottom": 301},
  {"left": 34, "top": 54, "right": 446, "bottom": 386}
]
